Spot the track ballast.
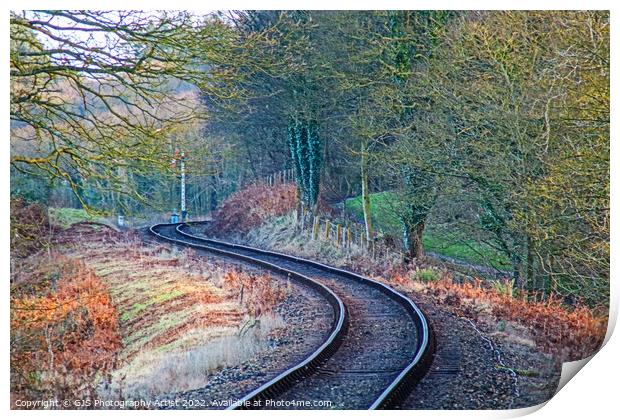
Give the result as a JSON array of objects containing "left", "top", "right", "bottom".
[{"left": 149, "top": 222, "right": 434, "bottom": 409}]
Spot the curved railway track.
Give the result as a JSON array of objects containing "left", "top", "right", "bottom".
[{"left": 149, "top": 222, "right": 435, "bottom": 409}]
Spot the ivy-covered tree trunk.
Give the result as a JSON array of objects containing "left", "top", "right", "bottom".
[
  {"left": 287, "top": 117, "right": 323, "bottom": 213},
  {"left": 307, "top": 120, "right": 321, "bottom": 211},
  {"left": 294, "top": 120, "right": 310, "bottom": 204},
  {"left": 287, "top": 123, "right": 304, "bottom": 218}
]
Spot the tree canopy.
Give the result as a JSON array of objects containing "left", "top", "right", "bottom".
[{"left": 10, "top": 10, "right": 609, "bottom": 307}]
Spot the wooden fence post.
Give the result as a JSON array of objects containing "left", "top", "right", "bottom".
[
  {"left": 335, "top": 224, "right": 341, "bottom": 247},
  {"left": 312, "top": 216, "right": 319, "bottom": 240},
  {"left": 324, "top": 219, "right": 330, "bottom": 240},
  {"left": 346, "top": 226, "right": 352, "bottom": 248}
]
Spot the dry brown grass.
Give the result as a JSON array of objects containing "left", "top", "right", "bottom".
[
  {"left": 11, "top": 255, "right": 122, "bottom": 407},
  {"left": 243, "top": 213, "right": 607, "bottom": 362},
  {"left": 246, "top": 214, "right": 403, "bottom": 275},
  {"left": 381, "top": 273, "right": 607, "bottom": 361},
  {"left": 12, "top": 222, "right": 291, "bottom": 403}
]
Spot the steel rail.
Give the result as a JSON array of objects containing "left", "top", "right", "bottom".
[
  {"left": 149, "top": 222, "right": 347, "bottom": 409},
  {"left": 150, "top": 222, "right": 435, "bottom": 409},
  {"left": 175, "top": 222, "right": 435, "bottom": 409}
]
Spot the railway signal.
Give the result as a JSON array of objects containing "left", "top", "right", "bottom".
[
  {"left": 172, "top": 149, "right": 189, "bottom": 222},
  {"left": 180, "top": 151, "right": 187, "bottom": 221}
]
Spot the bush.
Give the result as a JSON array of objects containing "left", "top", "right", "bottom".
[
  {"left": 208, "top": 182, "right": 297, "bottom": 236},
  {"left": 490, "top": 278, "right": 515, "bottom": 297},
  {"left": 395, "top": 275, "right": 607, "bottom": 361},
  {"left": 413, "top": 268, "right": 441, "bottom": 283},
  {"left": 10, "top": 198, "right": 51, "bottom": 259},
  {"left": 11, "top": 256, "right": 121, "bottom": 406}
]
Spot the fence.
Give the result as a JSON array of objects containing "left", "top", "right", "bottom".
[
  {"left": 252, "top": 168, "right": 406, "bottom": 263},
  {"left": 265, "top": 168, "right": 295, "bottom": 187},
  {"left": 238, "top": 169, "right": 295, "bottom": 189},
  {"left": 295, "top": 208, "right": 405, "bottom": 263},
  {"left": 236, "top": 169, "right": 509, "bottom": 276}
]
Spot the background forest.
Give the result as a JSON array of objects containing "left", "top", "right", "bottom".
[{"left": 10, "top": 10, "right": 609, "bottom": 309}]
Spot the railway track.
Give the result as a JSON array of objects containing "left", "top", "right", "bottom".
[{"left": 149, "top": 222, "right": 434, "bottom": 409}]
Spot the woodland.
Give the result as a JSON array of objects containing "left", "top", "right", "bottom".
[{"left": 10, "top": 11, "right": 609, "bottom": 316}]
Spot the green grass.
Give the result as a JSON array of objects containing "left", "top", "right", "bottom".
[
  {"left": 422, "top": 233, "right": 511, "bottom": 269},
  {"left": 345, "top": 191, "right": 511, "bottom": 269},
  {"left": 345, "top": 191, "right": 403, "bottom": 233},
  {"left": 122, "top": 303, "right": 149, "bottom": 322},
  {"left": 413, "top": 268, "right": 441, "bottom": 282},
  {"left": 48, "top": 207, "right": 105, "bottom": 228},
  {"left": 120, "top": 289, "right": 186, "bottom": 322}
]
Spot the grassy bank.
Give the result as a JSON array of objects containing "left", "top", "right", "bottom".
[
  {"left": 205, "top": 182, "right": 607, "bottom": 364},
  {"left": 344, "top": 191, "right": 510, "bottom": 268},
  {"left": 48, "top": 207, "right": 106, "bottom": 228},
  {"left": 11, "top": 223, "right": 289, "bottom": 403},
  {"left": 243, "top": 214, "right": 606, "bottom": 362}
]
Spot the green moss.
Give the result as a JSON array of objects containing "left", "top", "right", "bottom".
[
  {"left": 121, "top": 303, "right": 148, "bottom": 322},
  {"left": 153, "top": 289, "right": 184, "bottom": 303}
]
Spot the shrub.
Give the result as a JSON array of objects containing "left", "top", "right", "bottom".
[
  {"left": 208, "top": 182, "right": 297, "bottom": 236},
  {"left": 10, "top": 198, "right": 51, "bottom": 259},
  {"left": 50, "top": 223, "right": 290, "bottom": 400},
  {"left": 11, "top": 256, "right": 121, "bottom": 406},
  {"left": 490, "top": 278, "right": 515, "bottom": 297},
  {"left": 413, "top": 268, "right": 441, "bottom": 283},
  {"left": 395, "top": 275, "right": 607, "bottom": 361}
]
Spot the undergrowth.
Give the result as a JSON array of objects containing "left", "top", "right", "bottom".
[
  {"left": 10, "top": 198, "right": 53, "bottom": 259},
  {"left": 393, "top": 276, "right": 606, "bottom": 361},
  {"left": 57, "top": 224, "right": 290, "bottom": 400},
  {"left": 208, "top": 182, "right": 297, "bottom": 236},
  {"left": 48, "top": 207, "right": 104, "bottom": 229},
  {"left": 245, "top": 214, "right": 403, "bottom": 276},
  {"left": 412, "top": 268, "right": 441, "bottom": 283},
  {"left": 10, "top": 255, "right": 121, "bottom": 407},
  {"left": 213, "top": 185, "right": 608, "bottom": 362},
  {"left": 11, "top": 214, "right": 291, "bottom": 404}
]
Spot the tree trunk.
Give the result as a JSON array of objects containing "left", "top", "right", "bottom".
[
  {"left": 361, "top": 140, "right": 373, "bottom": 242},
  {"left": 405, "top": 220, "right": 425, "bottom": 261},
  {"left": 526, "top": 235, "right": 534, "bottom": 293}
]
